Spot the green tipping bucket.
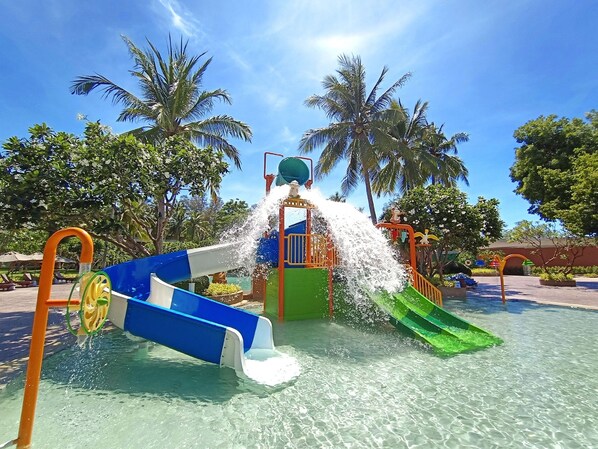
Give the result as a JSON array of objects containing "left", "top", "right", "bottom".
[{"left": 275, "top": 157, "right": 310, "bottom": 186}]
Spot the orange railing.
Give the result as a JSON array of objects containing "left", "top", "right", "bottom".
[
  {"left": 286, "top": 233, "right": 337, "bottom": 267},
  {"left": 412, "top": 271, "right": 443, "bottom": 307}
]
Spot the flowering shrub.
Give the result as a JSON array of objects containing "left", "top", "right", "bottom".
[{"left": 386, "top": 185, "right": 503, "bottom": 277}]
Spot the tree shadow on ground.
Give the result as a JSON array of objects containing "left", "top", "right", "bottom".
[{"left": 0, "top": 310, "right": 72, "bottom": 386}]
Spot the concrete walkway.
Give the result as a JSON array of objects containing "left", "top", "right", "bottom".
[
  {"left": 0, "top": 283, "right": 75, "bottom": 388},
  {"left": 468, "top": 275, "right": 598, "bottom": 310},
  {"left": 1, "top": 276, "right": 596, "bottom": 389}
]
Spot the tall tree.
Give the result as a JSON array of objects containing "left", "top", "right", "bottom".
[
  {"left": 71, "top": 35, "right": 251, "bottom": 168},
  {"left": 387, "top": 185, "right": 503, "bottom": 277},
  {"left": 0, "top": 123, "right": 228, "bottom": 257},
  {"left": 423, "top": 123, "right": 469, "bottom": 186},
  {"left": 372, "top": 99, "right": 435, "bottom": 195},
  {"left": 510, "top": 111, "right": 598, "bottom": 236},
  {"left": 299, "top": 54, "right": 410, "bottom": 224}
]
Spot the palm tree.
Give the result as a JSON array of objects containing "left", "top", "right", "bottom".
[
  {"left": 372, "top": 99, "right": 437, "bottom": 195},
  {"left": 71, "top": 35, "right": 251, "bottom": 168},
  {"left": 328, "top": 192, "right": 346, "bottom": 202},
  {"left": 423, "top": 123, "right": 469, "bottom": 186},
  {"left": 299, "top": 54, "right": 410, "bottom": 224}
]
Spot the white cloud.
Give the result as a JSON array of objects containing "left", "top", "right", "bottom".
[{"left": 156, "top": 0, "right": 202, "bottom": 38}]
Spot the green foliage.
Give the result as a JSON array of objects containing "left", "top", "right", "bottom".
[
  {"left": 0, "top": 122, "right": 228, "bottom": 257},
  {"left": 0, "top": 229, "right": 47, "bottom": 254},
  {"left": 328, "top": 192, "right": 346, "bottom": 202},
  {"left": 510, "top": 111, "right": 598, "bottom": 236},
  {"left": 214, "top": 199, "right": 250, "bottom": 235},
  {"left": 387, "top": 185, "right": 504, "bottom": 276},
  {"left": 203, "top": 282, "right": 242, "bottom": 296},
  {"left": 71, "top": 35, "right": 252, "bottom": 169},
  {"left": 531, "top": 265, "right": 598, "bottom": 278},
  {"left": 425, "top": 275, "right": 456, "bottom": 288},
  {"left": 539, "top": 272, "right": 574, "bottom": 281},
  {"left": 300, "top": 54, "right": 411, "bottom": 223},
  {"left": 476, "top": 249, "right": 505, "bottom": 265},
  {"left": 471, "top": 268, "right": 499, "bottom": 276}
]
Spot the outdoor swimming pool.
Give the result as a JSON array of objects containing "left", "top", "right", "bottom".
[{"left": 1, "top": 297, "right": 596, "bottom": 448}]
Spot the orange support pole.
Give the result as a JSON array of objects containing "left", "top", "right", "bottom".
[
  {"left": 278, "top": 205, "right": 285, "bottom": 321},
  {"left": 305, "top": 208, "right": 312, "bottom": 266},
  {"left": 498, "top": 254, "right": 531, "bottom": 304},
  {"left": 16, "top": 227, "right": 94, "bottom": 449},
  {"left": 263, "top": 151, "right": 283, "bottom": 194}
]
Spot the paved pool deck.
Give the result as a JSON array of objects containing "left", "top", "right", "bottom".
[
  {"left": 466, "top": 275, "right": 598, "bottom": 310},
  {"left": 1, "top": 276, "right": 597, "bottom": 389}
]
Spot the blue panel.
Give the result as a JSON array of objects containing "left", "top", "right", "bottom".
[
  {"left": 256, "top": 237, "right": 278, "bottom": 265},
  {"left": 103, "top": 251, "right": 190, "bottom": 300},
  {"left": 256, "top": 221, "right": 307, "bottom": 268},
  {"left": 285, "top": 220, "right": 306, "bottom": 234},
  {"left": 155, "top": 256, "right": 193, "bottom": 284},
  {"left": 170, "top": 288, "right": 259, "bottom": 352},
  {"left": 124, "top": 298, "right": 227, "bottom": 365}
]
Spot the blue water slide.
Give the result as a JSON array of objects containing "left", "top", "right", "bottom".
[{"left": 104, "top": 243, "right": 279, "bottom": 376}]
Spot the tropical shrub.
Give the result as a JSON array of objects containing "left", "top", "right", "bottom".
[
  {"left": 471, "top": 268, "right": 498, "bottom": 276},
  {"left": 386, "top": 185, "right": 503, "bottom": 277},
  {"left": 539, "top": 272, "right": 574, "bottom": 281},
  {"left": 203, "top": 283, "right": 242, "bottom": 296},
  {"left": 532, "top": 266, "right": 598, "bottom": 278}
]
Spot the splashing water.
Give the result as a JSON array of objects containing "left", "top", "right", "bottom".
[
  {"left": 222, "top": 185, "right": 408, "bottom": 322},
  {"left": 302, "top": 188, "right": 410, "bottom": 319},
  {"left": 221, "top": 184, "right": 290, "bottom": 273}
]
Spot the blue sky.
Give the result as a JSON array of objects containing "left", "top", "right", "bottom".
[{"left": 1, "top": 0, "right": 597, "bottom": 229}]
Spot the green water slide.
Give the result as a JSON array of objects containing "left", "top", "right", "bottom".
[{"left": 371, "top": 286, "right": 502, "bottom": 355}]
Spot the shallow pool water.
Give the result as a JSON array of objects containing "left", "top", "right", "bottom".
[{"left": 1, "top": 298, "right": 597, "bottom": 448}]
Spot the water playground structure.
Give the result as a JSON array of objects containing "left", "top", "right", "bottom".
[{"left": 6, "top": 153, "right": 503, "bottom": 449}]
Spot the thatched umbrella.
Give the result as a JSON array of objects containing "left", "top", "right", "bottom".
[{"left": 0, "top": 252, "right": 31, "bottom": 263}]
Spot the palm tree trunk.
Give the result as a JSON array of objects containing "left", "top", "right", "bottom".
[{"left": 362, "top": 167, "right": 378, "bottom": 225}]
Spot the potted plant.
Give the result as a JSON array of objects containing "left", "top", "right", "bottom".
[
  {"left": 202, "top": 282, "right": 244, "bottom": 305},
  {"left": 438, "top": 279, "right": 467, "bottom": 299}
]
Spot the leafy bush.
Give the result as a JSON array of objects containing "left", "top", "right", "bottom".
[
  {"left": 203, "top": 283, "right": 242, "bottom": 296},
  {"left": 426, "top": 275, "right": 458, "bottom": 288},
  {"left": 532, "top": 266, "right": 598, "bottom": 278},
  {"left": 443, "top": 261, "right": 472, "bottom": 276},
  {"left": 471, "top": 268, "right": 498, "bottom": 275},
  {"left": 539, "top": 272, "right": 574, "bottom": 281}
]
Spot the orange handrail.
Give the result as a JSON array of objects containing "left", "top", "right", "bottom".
[
  {"left": 412, "top": 271, "right": 443, "bottom": 307},
  {"left": 376, "top": 222, "right": 417, "bottom": 271},
  {"left": 16, "top": 227, "right": 94, "bottom": 449},
  {"left": 497, "top": 254, "right": 531, "bottom": 304},
  {"left": 285, "top": 233, "right": 336, "bottom": 268}
]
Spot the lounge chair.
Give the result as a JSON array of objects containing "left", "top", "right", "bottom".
[
  {"left": 1, "top": 273, "right": 31, "bottom": 288},
  {"left": 23, "top": 272, "right": 38, "bottom": 286},
  {"left": 0, "top": 279, "right": 16, "bottom": 291},
  {"left": 54, "top": 271, "right": 76, "bottom": 283}
]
